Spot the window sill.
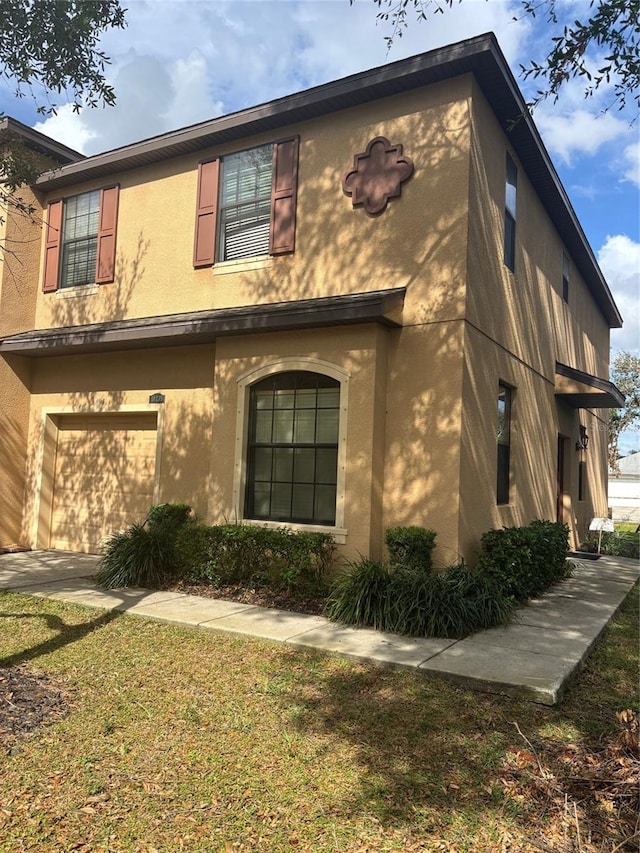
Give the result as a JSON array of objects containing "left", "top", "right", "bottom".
[
  {"left": 55, "top": 284, "right": 99, "bottom": 299},
  {"left": 212, "top": 255, "right": 272, "bottom": 276},
  {"left": 242, "top": 517, "right": 347, "bottom": 544}
]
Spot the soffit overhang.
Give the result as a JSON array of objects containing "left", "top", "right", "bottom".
[
  {"left": 32, "top": 32, "right": 622, "bottom": 330},
  {"left": 0, "top": 117, "right": 83, "bottom": 165},
  {"left": 555, "top": 361, "right": 624, "bottom": 409},
  {"left": 0, "top": 288, "right": 405, "bottom": 358}
]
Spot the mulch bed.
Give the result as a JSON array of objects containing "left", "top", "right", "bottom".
[
  {"left": 171, "top": 581, "right": 328, "bottom": 616},
  {"left": 0, "top": 665, "right": 71, "bottom": 752}
]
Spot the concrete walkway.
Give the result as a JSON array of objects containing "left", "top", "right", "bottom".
[{"left": 0, "top": 549, "right": 637, "bottom": 705}]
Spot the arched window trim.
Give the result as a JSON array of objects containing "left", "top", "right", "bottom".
[{"left": 233, "top": 358, "right": 349, "bottom": 541}]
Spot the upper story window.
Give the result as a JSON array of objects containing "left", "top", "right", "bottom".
[
  {"left": 42, "top": 186, "right": 119, "bottom": 293},
  {"left": 504, "top": 153, "right": 517, "bottom": 272},
  {"left": 497, "top": 382, "right": 512, "bottom": 505},
  {"left": 562, "top": 251, "right": 570, "bottom": 303},
  {"left": 219, "top": 145, "right": 272, "bottom": 261},
  {"left": 60, "top": 190, "right": 100, "bottom": 288},
  {"left": 193, "top": 136, "right": 299, "bottom": 267}
]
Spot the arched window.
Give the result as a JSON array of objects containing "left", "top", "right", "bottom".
[{"left": 245, "top": 371, "right": 340, "bottom": 525}]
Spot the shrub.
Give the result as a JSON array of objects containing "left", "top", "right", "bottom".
[
  {"left": 580, "top": 530, "right": 639, "bottom": 560},
  {"left": 476, "top": 519, "right": 570, "bottom": 603},
  {"left": 96, "top": 523, "right": 182, "bottom": 589},
  {"left": 385, "top": 526, "right": 437, "bottom": 572},
  {"left": 324, "top": 558, "right": 391, "bottom": 629},
  {"left": 325, "top": 558, "right": 513, "bottom": 638},
  {"left": 147, "top": 502, "right": 193, "bottom": 534},
  {"left": 385, "top": 564, "right": 513, "bottom": 638},
  {"left": 177, "top": 523, "right": 335, "bottom": 594}
]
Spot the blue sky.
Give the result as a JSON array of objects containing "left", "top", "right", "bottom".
[{"left": 2, "top": 0, "right": 638, "bottom": 445}]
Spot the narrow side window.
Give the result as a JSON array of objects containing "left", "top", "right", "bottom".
[
  {"left": 504, "top": 153, "right": 517, "bottom": 272},
  {"left": 497, "top": 383, "right": 512, "bottom": 505},
  {"left": 562, "top": 251, "right": 570, "bottom": 303}
]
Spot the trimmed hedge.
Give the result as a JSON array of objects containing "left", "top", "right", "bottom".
[
  {"left": 178, "top": 523, "right": 335, "bottom": 594},
  {"left": 385, "top": 526, "right": 437, "bottom": 572},
  {"left": 476, "top": 519, "right": 570, "bottom": 602}
]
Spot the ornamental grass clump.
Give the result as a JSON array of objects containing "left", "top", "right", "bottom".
[
  {"left": 385, "top": 564, "right": 513, "bottom": 638},
  {"left": 96, "top": 503, "right": 194, "bottom": 589},
  {"left": 326, "top": 550, "right": 513, "bottom": 639},
  {"left": 324, "top": 558, "right": 391, "bottom": 630}
]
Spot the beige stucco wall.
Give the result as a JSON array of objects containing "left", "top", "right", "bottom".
[
  {"left": 0, "top": 184, "right": 40, "bottom": 546},
  {"left": 467, "top": 80, "right": 610, "bottom": 381},
  {"left": 462, "top": 79, "right": 611, "bottom": 552},
  {"left": 4, "top": 70, "right": 615, "bottom": 562},
  {"left": 32, "top": 75, "right": 472, "bottom": 333},
  {"left": 22, "top": 345, "right": 215, "bottom": 547}
]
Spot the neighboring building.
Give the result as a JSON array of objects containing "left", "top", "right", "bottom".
[
  {"left": 609, "top": 454, "right": 640, "bottom": 524},
  {"left": 0, "top": 33, "right": 624, "bottom": 563}
]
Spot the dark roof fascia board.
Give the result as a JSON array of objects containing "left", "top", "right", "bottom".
[
  {"left": 555, "top": 361, "right": 625, "bottom": 408},
  {"left": 32, "top": 32, "right": 621, "bottom": 328},
  {"left": 34, "top": 35, "right": 494, "bottom": 190},
  {"left": 0, "top": 116, "right": 83, "bottom": 165},
  {"left": 0, "top": 288, "right": 405, "bottom": 358}
]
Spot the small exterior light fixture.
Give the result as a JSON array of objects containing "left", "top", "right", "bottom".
[
  {"left": 149, "top": 393, "right": 165, "bottom": 404},
  {"left": 576, "top": 425, "right": 589, "bottom": 452}
]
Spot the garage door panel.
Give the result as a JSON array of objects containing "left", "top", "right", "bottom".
[{"left": 50, "top": 413, "right": 158, "bottom": 553}]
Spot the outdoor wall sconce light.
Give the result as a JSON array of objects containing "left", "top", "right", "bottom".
[
  {"left": 576, "top": 425, "right": 589, "bottom": 452},
  {"left": 149, "top": 393, "right": 165, "bottom": 404}
]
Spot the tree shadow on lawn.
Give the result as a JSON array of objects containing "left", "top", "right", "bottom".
[
  {"left": 272, "top": 589, "right": 638, "bottom": 849},
  {"left": 274, "top": 627, "right": 636, "bottom": 841},
  {"left": 0, "top": 603, "right": 121, "bottom": 669},
  {"left": 281, "top": 655, "right": 528, "bottom": 828}
]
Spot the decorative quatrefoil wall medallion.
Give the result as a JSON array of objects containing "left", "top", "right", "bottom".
[{"left": 342, "top": 136, "right": 414, "bottom": 215}]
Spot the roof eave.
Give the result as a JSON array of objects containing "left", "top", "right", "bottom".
[
  {"left": 0, "top": 289, "right": 405, "bottom": 358},
  {"left": 31, "top": 32, "right": 622, "bottom": 328}
]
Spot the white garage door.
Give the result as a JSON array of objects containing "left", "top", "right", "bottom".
[{"left": 50, "top": 412, "right": 158, "bottom": 553}]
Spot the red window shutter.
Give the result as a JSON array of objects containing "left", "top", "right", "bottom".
[
  {"left": 42, "top": 199, "right": 63, "bottom": 292},
  {"left": 96, "top": 185, "right": 119, "bottom": 283},
  {"left": 270, "top": 136, "right": 299, "bottom": 255},
  {"left": 193, "top": 159, "right": 220, "bottom": 267}
]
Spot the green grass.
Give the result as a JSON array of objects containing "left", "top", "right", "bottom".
[{"left": 0, "top": 584, "right": 637, "bottom": 853}]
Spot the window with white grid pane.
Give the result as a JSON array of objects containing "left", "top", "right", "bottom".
[
  {"left": 60, "top": 190, "right": 100, "bottom": 288},
  {"left": 218, "top": 144, "right": 272, "bottom": 261}
]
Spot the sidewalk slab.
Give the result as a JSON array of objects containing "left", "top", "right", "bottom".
[
  {"left": 570, "top": 555, "right": 640, "bottom": 584},
  {"left": 289, "top": 623, "right": 456, "bottom": 667},
  {"left": 520, "top": 594, "right": 623, "bottom": 632},
  {"left": 550, "top": 574, "right": 636, "bottom": 601},
  {"left": 1, "top": 550, "right": 637, "bottom": 706},
  {"left": 419, "top": 642, "right": 579, "bottom": 705},
  {"left": 462, "top": 622, "right": 591, "bottom": 661},
  {"left": 201, "top": 607, "right": 329, "bottom": 641},
  {"left": 119, "top": 594, "right": 258, "bottom": 626}
]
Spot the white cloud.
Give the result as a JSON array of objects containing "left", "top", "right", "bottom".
[
  {"left": 598, "top": 234, "right": 640, "bottom": 356},
  {"left": 536, "top": 108, "right": 630, "bottom": 165},
  {"left": 622, "top": 140, "right": 640, "bottom": 188},
  {"left": 29, "top": 0, "right": 530, "bottom": 155},
  {"left": 33, "top": 104, "right": 98, "bottom": 154}
]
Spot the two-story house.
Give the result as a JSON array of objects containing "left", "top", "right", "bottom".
[{"left": 0, "top": 33, "right": 624, "bottom": 564}]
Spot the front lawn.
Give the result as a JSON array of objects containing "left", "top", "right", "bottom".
[{"left": 0, "top": 585, "right": 637, "bottom": 852}]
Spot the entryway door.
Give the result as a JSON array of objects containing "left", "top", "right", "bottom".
[
  {"left": 49, "top": 412, "right": 158, "bottom": 553},
  {"left": 556, "top": 434, "right": 567, "bottom": 523}
]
